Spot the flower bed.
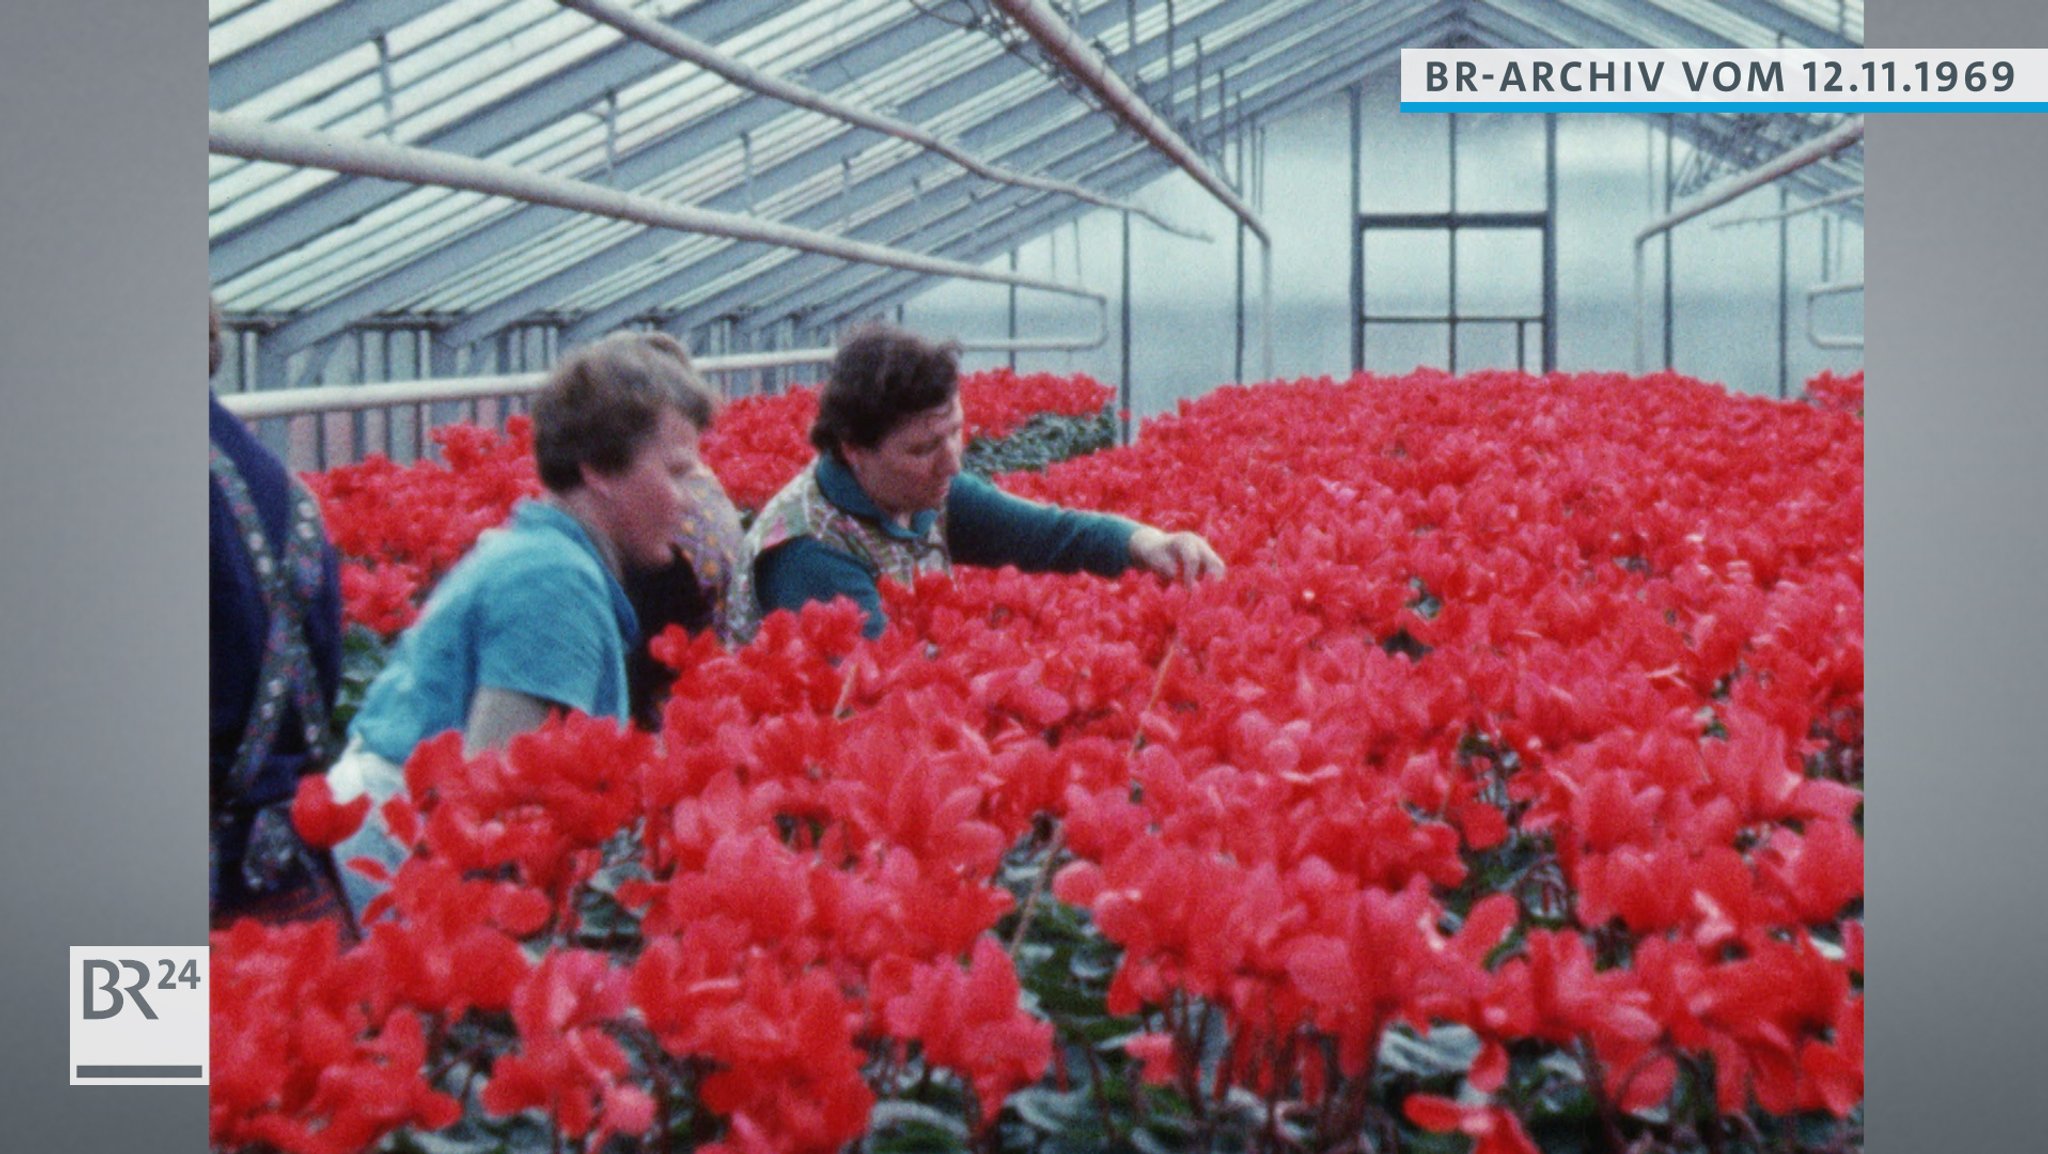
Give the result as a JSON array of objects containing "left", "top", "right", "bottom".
[{"left": 224, "top": 368, "right": 1863, "bottom": 1154}]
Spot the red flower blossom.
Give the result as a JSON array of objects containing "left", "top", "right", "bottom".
[{"left": 289, "top": 774, "right": 369, "bottom": 851}]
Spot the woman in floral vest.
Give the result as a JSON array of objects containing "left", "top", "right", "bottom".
[{"left": 727, "top": 324, "right": 1223, "bottom": 643}]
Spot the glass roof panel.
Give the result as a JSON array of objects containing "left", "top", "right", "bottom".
[
  {"left": 212, "top": 0, "right": 1863, "bottom": 346},
  {"left": 209, "top": 0, "right": 346, "bottom": 62},
  {"left": 222, "top": 0, "right": 1015, "bottom": 320}
]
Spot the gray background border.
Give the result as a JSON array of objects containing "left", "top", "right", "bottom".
[
  {"left": 1870, "top": 4, "right": 2048, "bottom": 1151},
  {"left": 1, "top": 1, "right": 2040, "bottom": 1148},
  {"left": 1, "top": 2, "right": 210, "bottom": 1149}
]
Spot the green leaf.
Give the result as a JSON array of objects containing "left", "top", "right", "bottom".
[
  {"left": 1379, "top": 1024, "right": 1481, "bottom": 1079},
  {"left": 963, "top": 409, "right": 1118, "bottom": 477},
  {"left": 867, "top": 1100, "right": 973, "bottom": 1154},
  {"left": 334, "top": 623, "right": 393, "bottom": 732}
]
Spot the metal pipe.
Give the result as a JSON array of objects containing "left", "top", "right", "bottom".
[
  {"left": 1542, "top": 112, "right": 1557, "bottom": 374},
  {"left": 1807, "top": 279, "right": 1863, "bottom": 350},
  {"left": 1777, "top": 182, "right": 1790, "bottom": 398},
  {"left": 1164, "top": 0, "right": 1179, "bottom": 125},
  {"left": 1632, "top": 116, "right": 1864, "bottom": 370},
  {"left": 218, "top": 348, "right": 849, "bottom": 420},
  {"left": 1662, "top": 115, "right": 1674, "bottom": 370},
  {"left": 1448, "top": 112, "right": 1459, "bottom": 376},
  {"left": 1711, "top": 184, "right": 1864, "bottom": 229},
  {"left": 1120, "top": 208, "right": 1133, "bottom": 444},
  {"left": 988, "top": 0, "right": 1269, "bottom": 247},
  {"left": 1234, "top": 218, "right": 1245, "bottom": 381},
  {"left": 1349, "top": 82, "right": 1362, "bottom": 374},
  {"left": 1259, "top": 233, "right": 1273, "bottom": 381},
  {"left": 222, "top": 298, "right": 1112, "bottom": 423},
  {"left": 554, "top": 0, "right": 1207, "bottom": 240},
  {"left": 209, "top": 112, "right": 1106, "bottom": 332}
]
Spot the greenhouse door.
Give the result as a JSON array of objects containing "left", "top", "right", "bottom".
[{"left": 1355, "top": 211, "right": 1557, "bottom": 377}]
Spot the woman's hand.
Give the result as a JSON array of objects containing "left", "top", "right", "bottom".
[{"left": 1127, "top": 525, "right": 1226, "bottom": 585}]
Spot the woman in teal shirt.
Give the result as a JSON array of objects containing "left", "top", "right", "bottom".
[{"left": 330, "top": 331, "right": 727, "bottom": 914}]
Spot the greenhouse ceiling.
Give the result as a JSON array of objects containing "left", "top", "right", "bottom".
[{"left": 208, "top": 0, "right": 1865, "bottom": 378}]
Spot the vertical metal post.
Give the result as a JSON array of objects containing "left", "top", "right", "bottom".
[
  {"left": 1215, "top": 66, "right": 1227, "bottom": 162},
  {"left": 1233, "top": 91, "right": 1244, "bottom": 188},
  {"left": 1164, "top": 0, "right": 1178, "bottom": 125},
  {"left": 1645, "top": 118, "right": 1655, "bottom": 213},
  {"left": 1543, "top": 112, "right": 1558, "bottom": 374},
  {"left": 1245, "top": 125, "right": 1261, "bottom": 209},
  {"left": 1448, "top": 113, "right": 1459, "bottom": 375},
  {"left": 1257, "top": 124, "right": 1272, "bottom": 380},
  {"left": 1259, "top": 235, "right": 1273, "bottom": 381},
  {"left": 1194, "top": 37, "right": 1205, "bottom": 136},
  {"left": 1120, "top": 209, "right": 1133, "bottom": 444},
  {"left": 1777, "top": 181, "right": 1790, "bottom": 398},
  {"left": 1125, "top": 0, "right": 1138, "bottom": 72},
  {"left": 1350, "top": 83, "right": 1363, "bottom": 374},
  {"left": 1662, "top": 114, "right": 1675, "bottom": 369},
  {"left": 1234, "top": 218, "right": 1245, "bottom": 381},
  {"left": 350, "top": 330, "right": 371, "bottom": 463},
  {"left": 1007, "top": 248, "right": 1019, "bottom": 371}
]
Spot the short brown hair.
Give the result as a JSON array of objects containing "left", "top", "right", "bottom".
[
  {"left": 810, "top": 323, "right": 961, "bottom": 454},
  {"left": 533, "top": 331, "right": 717, "bottom": 493}
]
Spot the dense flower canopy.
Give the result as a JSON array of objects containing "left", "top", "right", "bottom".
[{"left": 219, "top": 368, "right": 1862, "bottom": 1154}]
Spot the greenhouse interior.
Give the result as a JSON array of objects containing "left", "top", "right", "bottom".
[{"left": 208, "top": 2, "right": 1865, "bottom": 1152}]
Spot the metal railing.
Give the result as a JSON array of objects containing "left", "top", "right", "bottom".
[
  {"left": 221, "top": 309, "right": 1111, "bottom": 470},
  {"left": 220, "top": 346, "right": 840, "bottom": 470},
  {"left": 1806, "top": 279, "right": 1864, "bottom": 350},
  {"left": 1633, "top": 117, "right": 1863, "bottom": 371}
]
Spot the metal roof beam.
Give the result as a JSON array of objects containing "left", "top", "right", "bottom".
[
  {"left": 558, "top": 0, "right": 1202, "bottom": 238},
  {"left": 209, "top": 113, "right": 1103, "bottom": 358},
  {"left": 682, "top": 0, "right": 1389, "bottom": 329},
  {"left": 744, "top": 0, "right": 1450, "bottom": 327},
  {"left": 990, "top": 0, "right": 1268, "bottom": 244},
  {"left": 826, "top": 41, "right": 1418, "bottom": 327},
  {"left": 1476, "top": 0, "right": 1738, "bottom": 50},
  {"left": 460, "top": 0, "right": 1307, "bottom": 349},
  {"left": 548, "top": 132, "right": 1091, "bottom": 349},
  {"left": 480, "top": 0, "right": 1152, "bottom": 348},
  {"left": 558, "top": 0, "right": 1336, "bottom": 345},
  {"left": 789, "top": 7, "right": 1458, "bottom": 326},
  {"left": 1466, "top": 7, "right": 1852, "bottom": 205},
  {"left": 820, "top": 157, "right": 1160, "bottom": 334},
  {"left": 556, "top": 83, "right": 1121, "bottom": 346},
  {"left": 826, "top": 34, "right": 1447, "bottom": 325},
  {"left": 209, "top": 0, "right": 786, "bottom": 283},
  {"left": 240, "top": 89, "right": 767, "bottom": 338},
  {"left": 1698, "top": 0, "right": 1858, "bottom": 48},
  {"left": 211, "top": 0, "right": 448, "bottom": 111},
  {"left": 236, "top": 5, "right": 951, "bottom": 358}
]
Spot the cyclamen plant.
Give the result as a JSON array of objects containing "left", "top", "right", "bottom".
[{"left": 218, "top": 368, "right": 1863, "bottom": 1154}]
